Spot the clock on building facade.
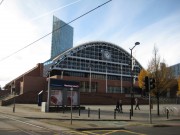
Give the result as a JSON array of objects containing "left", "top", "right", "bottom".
[{"left": 101, "top": 50, "right": 111, "bottom": 60}]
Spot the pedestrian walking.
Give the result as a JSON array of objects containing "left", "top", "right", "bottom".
[
  {"left": 115, "top": 100, "right": 120, "bottom": 113},
  {"left": 135, "top": 98, "right": 140, "bottom": 110},
  {"left": 119, "top": 100, "right": 123, "bottom": 113}
]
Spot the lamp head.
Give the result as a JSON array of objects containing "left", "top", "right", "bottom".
[{"left": 135, "top": 42, "right": 140, "bottom": 46}]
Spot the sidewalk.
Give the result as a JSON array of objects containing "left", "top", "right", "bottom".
[{"left": 0, "top": 104, "right": 180, "bottom": 130}]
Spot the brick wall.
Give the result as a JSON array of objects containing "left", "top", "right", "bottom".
[{"left": 23, "top": 76, "right": 47, "bottom": 93}]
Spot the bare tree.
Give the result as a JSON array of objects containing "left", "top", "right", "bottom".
[{"left": 147, "top": 46, "right": 176, "bottom": 115}]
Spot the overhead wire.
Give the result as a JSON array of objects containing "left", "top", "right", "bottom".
[
  {"left": 0, "top": 0, "right": 4, "bottom": 5},
  {"left": 31, "top": 0, "right": 82, "bottom": 21},
  {"left": 0, "top": 0, "right": 112, "bottom": 62}
]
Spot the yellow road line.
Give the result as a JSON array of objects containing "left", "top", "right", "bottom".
[
  {"left": 83, "top": 130, "right": 146, "bottom": 135},
  {"left": 121, "top": 129, "right": 146, "bottom": 135},
  {"left": 62, "top": 129, "right": 147, "bottom": 135},
  {"left": 83, "top": 130, "right": 100, "bottom": 135},
  {"left": 62, "top": 130, "right": 88, "bottom": 135}
]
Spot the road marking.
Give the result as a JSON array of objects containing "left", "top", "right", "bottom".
[
  {"left": 82, "top": 130, "right": 146, "bottom": 135},
  {"left": 0, "top": 114, "right": 52, "bottom": 135},
  {"left": 121, "top": 129, "right": 146, "bottom": 135},
  {"left": 83, "top": 130, "right": 100, "bottom": 135},
  {"left": 61, "top": 130, "right": 88, "bottom": 135},
  {"left": 17, "top": 129, "right": 37, "bottom": 135},
  {"left": 103, "top": 130, "right": 119, "bottom": 135},
  {"left": 1, "top": 114, "right": 45, "bottom": 129}
]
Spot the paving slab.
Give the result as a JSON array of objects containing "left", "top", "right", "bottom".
[{"left": 0, "top": 104, "right": 180, "bottom": 131}]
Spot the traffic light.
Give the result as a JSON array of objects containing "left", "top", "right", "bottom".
[
  {"left": 144, "top": 76, "right": 149, "bottom": 92},
  {"left": 149, "top": 78, "right": 155, "bottom": 90}
]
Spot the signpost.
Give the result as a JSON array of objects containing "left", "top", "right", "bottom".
[{"left": 144, "top": 76, "right": 155, "bottom": 124}]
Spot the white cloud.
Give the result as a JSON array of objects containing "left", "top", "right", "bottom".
[
  {"left": 1, "top": 0, "right": 180, "bottom": 87},
  {"left": 0, "top": 1, "right": 51, "bottom": 87},
  {"left": 115, "top": 10, "right": 180, "bottom": 68}
]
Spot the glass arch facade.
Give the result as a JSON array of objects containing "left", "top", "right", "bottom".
[{"left": 44, "top": 41, "right": 143, "bottom": 93}]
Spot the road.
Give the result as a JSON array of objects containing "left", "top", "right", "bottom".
[
  {"left": 0, "top": 113, "right": 58, "bottom": 135},
  {"left": 1, "top": 112, "right": 180, "bottom": 135},
  {"left": 126, "top": 125, "right": 180, "bottom": 135},
  {"left": 60, "top": 129, "right": 146, "bottom": 135},
  {"left": 0, "top": 104, "right": 180, "bottom": 135},
  {"left": 60, "top": 127, "right": 180, "bottom": 135}
]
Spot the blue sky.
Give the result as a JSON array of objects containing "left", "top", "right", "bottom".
[{"left": 0, "top": 0, "right": 180, "bottom": 87}]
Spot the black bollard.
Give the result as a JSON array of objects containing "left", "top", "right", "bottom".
[
  {"left": 88, "top": 108, "right": 90, "bottom": 117},
  {"left": 114, "top": 110, "right": 116, "bottom": 119},
  {"left": 63, "top": 105, "right": 65, "bottom": 113},
  {"left": 130, "top": 109, "right": 131, "bottom": 120},
  {"left": 79, "top": 107, "right": 81, "bottom": 116},
  {"left": 98, "top": 108, "right": 100, "bottom": 119},
  {"left": 13, "top": 96, "right": 16, "bottom": 113},
  {"left": 56, "top": 105, "right": 58, "bottom": 112},
  {"left": 167, "top": 109, "right": 169, "bottom": 119},
  {"left": 13, "top": 106, "right": 15, "bottom": 113}
]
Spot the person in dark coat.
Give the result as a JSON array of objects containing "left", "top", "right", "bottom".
[
  {"left": 119, "top": 100, "right": 123, "bottom": 113},
  {"left": 135, "top": 98, "right": 140, "bottom": 110},
  {"left": 115, "top": 100, "right": 120, "bottom": 113}
]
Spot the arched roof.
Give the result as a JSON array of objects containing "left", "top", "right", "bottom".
[{"left": 44, "top": 41, "right": 142, "bottom": 77}]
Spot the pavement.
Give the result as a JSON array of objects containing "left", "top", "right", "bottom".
[{"left": 0, "top": 104, "right": 180, "bottom": 131}]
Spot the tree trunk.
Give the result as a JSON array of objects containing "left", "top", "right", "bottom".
[{"left": 157, "top": 92, "right": 160, "bottom": 116}]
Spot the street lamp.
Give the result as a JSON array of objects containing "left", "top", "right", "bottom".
[
  {"left": 106, "top": 65, "right": 108, "bottom": 93},
  {"left": 130, "top": 42, "right": 140, "bottom": 116},
  {"left": 47, "top": 71, "right": 51, "bottom": 112},
  {"left": 89, "top": 64, "right": 92, "bottom": 93},
  {"left": 121, "top": 64, "right": 123, "bottom": 93},
  {"left": 70, "top": 87, "right": 73, "bottom": 125}
]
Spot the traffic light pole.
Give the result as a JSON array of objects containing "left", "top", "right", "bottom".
[
  {"left": 145, "top": 76, "right": 152, "bottom": 124},
  {"left": 149, "top": 91, "right": 152, "bottom": 124},
  {"left": 147, "top": 76, "right": 152, "bottom": 124}
]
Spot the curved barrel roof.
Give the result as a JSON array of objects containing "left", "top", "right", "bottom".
[{"left": 44, "top": 41, "right": 142, "bottom": 78}]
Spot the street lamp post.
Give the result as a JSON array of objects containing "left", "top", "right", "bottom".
[
  {"left": 121, "top": 64, "right": 122, "bottom": 93},
  {"left": 47, "top": 71, "right": 51, "bottom": 112},
  {"left": 130, "top": 42, "right": 140, "bottom": 116},
  {"left": 89, "top": 65, "right": 91, "bottom": 93},
  {"left": 70, "top": 87, "right": 73, "bottom": 125},
  {"left": 106, "top": 65, "right": 108, "bottom": 93}
]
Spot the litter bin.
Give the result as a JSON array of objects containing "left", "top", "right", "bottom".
[{"left": 38, "top": 90, "right": 43, "bottom": 106}]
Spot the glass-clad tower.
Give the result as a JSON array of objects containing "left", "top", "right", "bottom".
[
  {"left": 170, "top": 63, "right": 180, "bottom": 78},
  {"left": 51, "top": 16, "right": 73, "bottom": 59}
]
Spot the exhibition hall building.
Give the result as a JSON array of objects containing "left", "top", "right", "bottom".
[{"left": 1, "top": 16, "right": 143, "bottom": 106}]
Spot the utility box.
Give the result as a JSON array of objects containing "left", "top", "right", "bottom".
[{"left": 41, "top": 102, "right": 47, "bottom": 112}]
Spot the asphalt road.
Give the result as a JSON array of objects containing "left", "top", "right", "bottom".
[
  {"left": 0, "top": 104, "right": 180, "bottom": 135},
  {"left": 0, "top": 113, "right": 57, "bottom": 135},
  {"left": 126, "top": 125, "right": 180, "bottom": 135},
  {"left": 1, "top": 112, "right": 180, "bottom": 135},
  {"left": 61, "top": 127, "right": 180, "bottom": 135},
  {"left": 60, "top": 129, "right": 146, "bottom": 135}
]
